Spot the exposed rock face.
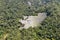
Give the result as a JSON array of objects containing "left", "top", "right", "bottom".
[
  {"left": 19, "top": 13, "right": 47, "bottom": 30},
  {"left": 28, "top": 1, "right": 32, "bottom": 6}
]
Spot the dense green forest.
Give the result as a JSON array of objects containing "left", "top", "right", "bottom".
[{"left": 0, "top": 0, "right": 60, "bottom": 40}]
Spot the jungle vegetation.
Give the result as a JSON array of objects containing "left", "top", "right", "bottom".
[{"left": 0, "top": 0, "right": 60, "bottom": 40}]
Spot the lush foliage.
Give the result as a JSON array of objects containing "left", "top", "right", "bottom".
[{"left": 0, "top": 0, "right": 60, "bottom": 40}]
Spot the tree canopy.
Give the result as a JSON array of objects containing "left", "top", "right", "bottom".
[{"left": 0, "top": 0, "right": 60, "bottom": 40}]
